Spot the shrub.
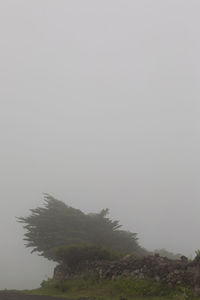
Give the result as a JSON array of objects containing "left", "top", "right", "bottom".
[
  {"left": 56, "top": 244, "right": 120, "bottom": 269},
  {"left": 39, "top": 277, "right": 193, "bottom": 299},
  {"left": 112, "top": 277, "right": 172, "bottom": 297},
  {"left": 195, "top": 249, "right": 200, "bottom": 259}
]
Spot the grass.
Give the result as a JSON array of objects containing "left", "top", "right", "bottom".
[{"left": 23, "top": 274, "right": 199, "bottom": 300}]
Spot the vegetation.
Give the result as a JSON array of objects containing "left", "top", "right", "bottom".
[
  {"left": 18, "top": 194, "right": 197, "bottom": 300},
  {"left": 25, "top": 275, "right": 195, "bottom": 300},
  {"left": 195, "top": 249, "right": 200, "bottom": 259},
  {"left": 17, "top": 194, "right": 146, "bottom": 261},
  {"left": 154, "top": 248, "right": 183, "bottom": 260},
  {"left": 56, "top": 244, "right": 120, "bottom": 270}
]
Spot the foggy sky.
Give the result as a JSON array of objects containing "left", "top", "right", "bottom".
[{"left": 1, "top": 0, "right": 200, "bottom": 289}]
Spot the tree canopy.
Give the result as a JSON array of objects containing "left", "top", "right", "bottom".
[{"left": 17, "top": 194, "right": 144, "bottom": 261}]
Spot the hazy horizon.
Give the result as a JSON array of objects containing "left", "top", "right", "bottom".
[{"left": 1, "top": 0, "right": 200, "bottom": 289}]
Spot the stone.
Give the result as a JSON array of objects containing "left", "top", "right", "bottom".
[
  {"left": 155, "top": 275, "right": 160, "bottom": 282},
  {"left": 53, "top": 254, "right": 200, "bottom": 295}
]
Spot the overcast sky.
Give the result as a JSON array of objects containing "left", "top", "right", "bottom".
[{"left": 1, "top": 0, "right": 200, "bottom": 290}]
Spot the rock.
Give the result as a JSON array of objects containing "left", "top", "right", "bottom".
[
  {"left": 181, "top": 256, "right": 188, "bottom": 263},
  {"left": 123, "top": 254, "right": 132, "bottom": 260},
  {"left": 155, "top": 275, "right": 160, "bottom": 282},
  {"left": 194, "top": 286, "right": 200, "bottom": 296},
  {"left": 53, "top": 254, "right": 200, "bottom": 295}
]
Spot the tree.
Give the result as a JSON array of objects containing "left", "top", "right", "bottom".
[
  {"left": 56, "top": 244, "right": 120, "bottom": 270},
  {"left": 17, "top": 194, "right": 141, "bottom": 261}
]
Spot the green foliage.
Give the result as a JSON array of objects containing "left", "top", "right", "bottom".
[
  {"left": 172, "top": 286, "right": 194, "bottom": 300},
  {"left": 113, "top": 277, "right": 172, "bottom": 297},
  {"left": 56, "top": 244, "right": 120, "bottom": 269},
  {"left": 195, "top": 249, "right": 200, "bottom": 259},
  {"left": 30, "top": 276, "right": 194, "bottom": 300},
  {"left": 154, "top": 248, "right": 183, "bottom": 260},
  {"left": 17, "top": 194, "right": 142, "bottom": 261}
]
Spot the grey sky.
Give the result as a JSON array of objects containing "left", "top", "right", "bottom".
[{"left": 1, "top": 0, "right": 200, "bottom": 289}]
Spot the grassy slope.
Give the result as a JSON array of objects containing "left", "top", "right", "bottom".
[{"left": 23, "top": 276, "right": 200, "bottom": 300}]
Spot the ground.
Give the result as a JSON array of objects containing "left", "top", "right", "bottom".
[{"left": 0, "top": 291, "right": 71, "bottom": 300}]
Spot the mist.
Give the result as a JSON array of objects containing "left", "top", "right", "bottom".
[{"left": 1, "top": 0, "right": 200, "bottom": 289}]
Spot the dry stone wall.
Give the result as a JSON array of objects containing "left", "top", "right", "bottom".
[{"left": 54, "top": 255, "right": 200, "bottom": 296}]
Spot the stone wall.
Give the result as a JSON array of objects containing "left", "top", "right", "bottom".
[{"left": 54, "top": 255, "right": 200, "bottom": 296}]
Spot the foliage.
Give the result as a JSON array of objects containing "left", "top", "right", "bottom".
[
  {"left": 26, "top": 276, "right": 194, "bottom": 300},
  {"left": 195, "top": 249, "right": 200, "bottom": 259},
  {"left": 154, "top": 248, "right": 183, "bottom": 260},
  {"left": 56, "top": 244, "right": 120, "bottom": 269},
  {"left": 17, "top": 194, "right": 142, "bottom": 261}
]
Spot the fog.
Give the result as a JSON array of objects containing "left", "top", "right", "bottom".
[{"left": 1, "top": 0, "right": 200, "bottom": 290}]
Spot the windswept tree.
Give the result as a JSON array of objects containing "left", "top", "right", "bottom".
[{"left": 17, "top": 194, "right": 142, "bottom": 261}]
